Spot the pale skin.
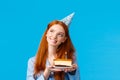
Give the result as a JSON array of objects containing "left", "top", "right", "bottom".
[{"left": 43, "top": 24, "right": 77, "bottom": 80}]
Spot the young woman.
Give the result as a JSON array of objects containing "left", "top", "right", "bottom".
[{"left": 27, "top": 13, "right": 80, "bottom": 80}]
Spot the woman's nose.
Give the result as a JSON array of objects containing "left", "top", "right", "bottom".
[{"left": 52, "top": 34, "right": 57, "bottom": 39}]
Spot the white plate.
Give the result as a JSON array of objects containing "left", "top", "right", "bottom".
[{"left": 53, "top": 66, "right": 72, "bottom": 69}]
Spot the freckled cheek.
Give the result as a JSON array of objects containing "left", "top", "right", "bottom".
[
  {"left": 58, "top": 38, "right": 64, "bottom": 41},
  {"left": 47, "top": 32, "right": 52, "bottom": 36}
]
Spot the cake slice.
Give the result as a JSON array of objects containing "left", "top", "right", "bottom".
[{"left": 54, "top": 59, "right": 72, "bottom": 67}]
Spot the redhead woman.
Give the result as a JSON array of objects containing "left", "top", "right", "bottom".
[{"left": 26, "top": 13, "right": 80, "bottom": 80}]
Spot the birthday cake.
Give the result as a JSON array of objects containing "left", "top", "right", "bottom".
[{"left": 54, "top": 59, "right": 72, "bottom": 67}]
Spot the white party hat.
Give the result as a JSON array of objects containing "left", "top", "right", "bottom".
[{"left": 60, "top": 12, "right": 75, "bottom": 27}]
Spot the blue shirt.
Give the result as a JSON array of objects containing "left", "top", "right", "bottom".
[{"left": 26, "top": 57, "right": 80, "bottom": 80}]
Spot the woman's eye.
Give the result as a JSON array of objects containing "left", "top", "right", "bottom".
[
  {"left": 58, "top": 33, "right": 64, "bottom": 37},
  {"left": 50, "top": 29, "right": 54, "bottom": 32}
]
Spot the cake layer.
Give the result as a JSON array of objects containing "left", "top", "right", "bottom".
[{"left": 54, "top": 59, "right": 72, "bottom": 67}]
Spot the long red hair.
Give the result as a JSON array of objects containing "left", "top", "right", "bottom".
[{"left": 34, "top": 20, "right": 75, "bottom": 80}]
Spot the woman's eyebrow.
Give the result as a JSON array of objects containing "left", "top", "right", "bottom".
[{"left": 58, "top": 32, "right": 65, "bottom": 34}]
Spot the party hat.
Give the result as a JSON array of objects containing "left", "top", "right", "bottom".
[{"left": 60, "top": 12, "right": 75, "bottom": 27}]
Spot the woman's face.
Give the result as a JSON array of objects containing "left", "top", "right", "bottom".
[{"left": 46, "top": 24, "right": 67, "bottom": 47}]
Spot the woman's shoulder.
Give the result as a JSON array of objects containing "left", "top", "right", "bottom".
[{"left": 28, "top": 56, "right": 36, "bottom": 64}]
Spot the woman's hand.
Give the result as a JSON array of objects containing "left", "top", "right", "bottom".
[
  {"left": 64, "top": 64, "right": 77, "bottom": 72},
  {"left": 43, "top": 66, "right": 62, "bottom": 80},
  {"left": 43, "top": 66, "right": 51, "bottom": 80}
]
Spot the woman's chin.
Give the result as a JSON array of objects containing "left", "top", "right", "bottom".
[
  {"left": 49, "top": 43, "right": 58, "bottom": 47},
  {"left": 49, "top": 44, "right": 59, "bottom": 47}
]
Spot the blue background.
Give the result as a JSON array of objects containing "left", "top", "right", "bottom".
[{"left": 0, "top": 0, "right": 120, "bottom": 80}]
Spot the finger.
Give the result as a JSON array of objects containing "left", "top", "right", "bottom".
[
  {"left": 64, "top": 68, "right": 69, "bottom": 72},
  {"left": 72, "top": 64, "right": 77, "bottom": 69},
  {"left": 64, "top": 68, "right": 72, "bottom": 72},
  {"left": 72, "top": 64, "right": 77, "bottom": 67},
  {"left": 50, "top": 68, "right": 63, "bottom": 72}
]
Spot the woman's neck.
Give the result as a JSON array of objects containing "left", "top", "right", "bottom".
[
  {"left": 48, "top": 45, "right": 57, "bottom": 58},
  {"left": 47, "top": 45, "right": 57, "bottom": 66}
]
